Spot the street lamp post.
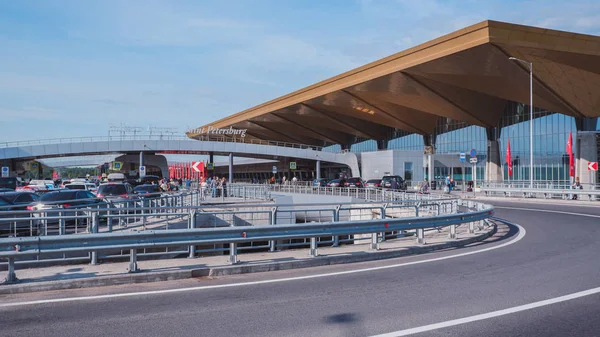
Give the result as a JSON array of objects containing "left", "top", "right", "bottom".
[{"left": 509, "top": 57, "right": 534, "bottom": 188}]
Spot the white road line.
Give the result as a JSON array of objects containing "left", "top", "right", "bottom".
[
  {"left": 495, "top": 206, "right": 600, "bottom": 218},
  {"left": 370, "top": 286, "right": 600, "bottom": 336},
  {"left": 0, "top": 223, "right": 526, "bottom": 308}
]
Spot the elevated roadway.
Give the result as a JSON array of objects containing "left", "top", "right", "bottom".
[
  {"left": 0, "top": 136, "right": 360, "bottom": 177},
  {"left": 1, "top": 200, "right": 599, "bottom": 336}
]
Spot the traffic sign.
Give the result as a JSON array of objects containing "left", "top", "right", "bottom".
[
  {"left": 192, "top": 162, "right": 202, "bottom": 172},
  {"left": 1, "top": 167, "right": 8, "bottom": 178},
  {"left": 112, "top": 161, "right": 123, "bottom": 170},
  {"left": 290, "top": 162, "right": 297, "bottom": 170},
  {"left": 30, "top": 162, "right": 39, "bottom": 170},
  {"left": 207, "top": 163, "right": 214, "bottom": 170},
  {"left": 272, "top": 166, "right": 277, "bottom": 174},
  {"left": 588, "top": 162, "right": 598, "bottom": 171},
  {"left": 459, "top": 152, "right": 466, "bottom": 162},
  {"left": 469, "top": 157, "right": 478, "bottom": 164},
  {"left": 469, "top": 148, "right": 477, "bottom": 157},
  {"left": 139, "top": 166, "right": 146, "bottom": 178}
]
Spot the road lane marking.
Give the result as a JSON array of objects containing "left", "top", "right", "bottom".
[
  {"left": 495, "top": 206, "right": 600, "bottom": 218},
  {"left": 0, "top": 223, "right": 525, "bottom": 307},
  {"left": 370, "top": 286, "right": 600, "bottom": 336}
]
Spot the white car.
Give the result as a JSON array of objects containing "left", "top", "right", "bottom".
[{"left": 64, "top": 183, "right": 98, "bottom": 194}]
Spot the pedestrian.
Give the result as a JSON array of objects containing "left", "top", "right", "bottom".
[
  {"left": 391, "top": 178, "right": 398, "bottom": 190},
  {"left": 572, "top": 176, "right": 582, "bottom": 199},
  {"left": 445, "top": 175, "right": 452, "bottom": 193}
]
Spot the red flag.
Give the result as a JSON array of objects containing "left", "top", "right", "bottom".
[
  {"left": 506, "top": 138, "right": 513, "bottom": 177},
  {"left": 567, "top": 132, "right": 575, "bottom": 177}
]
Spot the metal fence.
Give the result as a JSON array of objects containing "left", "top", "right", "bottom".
[{"left": 0, "top": 198, "right": 493, "bottom": 283}]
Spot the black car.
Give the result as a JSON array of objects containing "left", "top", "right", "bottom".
[
  {"left": 0, "top": 192, "right": 41, "bottom": 237},
  {"left": 134, "top": 184, "right": 163, "bottom": 198},
  {"left": 344, "top": 177, "right": 364, "bottom": 188},
  {"left": 32, "top": 190, "right": 103, "bottom": 210},
  {"left": 96, "top": 183, "right": 137, "bottom": 201},
  {"left": 381, "top": 175, "right": 408, "bottom": 191},
  {"left": 137, "top": 175, "right": 161, "bottom": 186},
  {"left": 0, "top": 177, "right": 17, "bottom": 190},
  {"left": 0, "top": 191, "right": 40, "bottom": 210}
]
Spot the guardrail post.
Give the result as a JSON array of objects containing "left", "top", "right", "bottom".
[
  {"left": 90, "top": 213, "right": 99, "bottom": 265},
  {"left": 189, "top": 210, "right": 197, "bottom": 258},
  {"left": 309, "top": 237, "right": 318, "bottom": 257},
  {"left": 469, "top": 222, "right": 475, "bottom": 234},
  {"left": 380, "top": 205, "right": 387, "bottom": 242},
  {"left": 5, "top": 257, "right": 17, "bottom": 283},
  {"left": 333, "top": 205, "right": 341, "bottom": 247},
  {"left": 58, "top": 210, "right": 65, "bottom": 235},
  {"left": 370, "top": 233, "right": 380, "bottom": 250},
  {"left": 269, "top": 207, "right": 278, "bottom": 252},
  {"left": 416, "top": 228, "right": 425, "bottom": 245},
  {"left": 128, "top": 249, "right": 139, "bottom": 273},
  {"left": 228, "top": 243, "right": 238, "bottom": 264},
  {"left": 449, "top": 224, "right": 457, "bottom": 239}
]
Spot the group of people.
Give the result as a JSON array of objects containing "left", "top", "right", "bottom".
[{"left": 199, "top": 176, "right": 228, "bottom": 198}]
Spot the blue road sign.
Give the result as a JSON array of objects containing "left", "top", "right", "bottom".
[
  {"left": 459, "top": 152, "right": 466, "bottom": 162},
  {"left": 470, "top": 148, "right": 477, "bottom": 157},
  {"left": 1, "top": 167, "right": 9, "bottom": 178}
]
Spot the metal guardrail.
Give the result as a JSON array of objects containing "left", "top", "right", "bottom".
[
  {"left": 481, "top": 181, "right": 599, "bottom": 190},
  {"left": 0, "top": 198, "right": 494, "bottom": 283},
  {"left": 482, "top": 186, "right": 600, "bottom": 200}
]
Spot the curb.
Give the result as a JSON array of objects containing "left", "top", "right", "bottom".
[{"left": 0, "top": 224, "right": 497, "bottom": 295}]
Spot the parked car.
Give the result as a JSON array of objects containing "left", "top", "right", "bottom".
[
  {"left": 31, "top": 190, "right": 103, "bottom": 210},
  {"left": 0, "top": 177, "right": 18, "bottom": 190},
  {"left": 137, "top": 175, "right": 161, "bottom": 186},
  {"left": 365, "top": 179, "right": 382, "bottom": 188},
  {"left": 327, "top": 179, "right": 347, "bottom": 188},
  {"left": 133, "top": 184, "right": 163, "bottom": 198},
  {"left": 0, "top": 191, "right": 40, "bottom": 210},
  {"left": 312, "top": 178, "right": 328, "bottom": 187},
  {"left": 344, "top": 177, "right": 364, "bottom": 188},
  {"left": 96, "top": 182, "right": 137, "bottom": 201},
  {"left": 381, "top": 175, "right": 408, "bottom": 191},
  {"left": 64, "top": 183, "right": 98, "bottom": 194}
]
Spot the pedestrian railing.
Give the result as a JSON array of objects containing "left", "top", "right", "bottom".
[
  {"left": 0, "top": 198, "right": 494, "bottom": 283},
  {"left": 481, "top": 186, "right": 600, "bottom": 200}
]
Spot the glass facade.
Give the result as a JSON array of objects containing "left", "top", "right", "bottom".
[{"left": 347, "top": 101, "right": 598, "bottom": 182}]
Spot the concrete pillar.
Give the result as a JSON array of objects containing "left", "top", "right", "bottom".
[
  {"left": 139, "top": 152, "right": 144, "bottom": 172},
  {"left": 423, "top": 134, "right": 436, "bottom": 187},
  {"left": 209, "top": 152, "right": 214, "bottom": 177},
  {"left": 316, "top": 160, "right": 321, "bottom": 180},
  {"left": 485, "top": 127, "right": 503, "bottom": 183},
  {"left": 228, "top": 153, "right": 233, "bottom": 183}
]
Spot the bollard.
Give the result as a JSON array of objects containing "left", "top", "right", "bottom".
[
  {"left": 309, "top": 237, "right": 318, "bottom": 257},
  {"left": 370, "top": 233, "right": 379, "bottom": 250},
  {"left": 228, "top": 243, "right": 238, "bottom": 264},
  {"left": 449, "top": 224, "right": 457, "bottom": 239},
  {"left": 128, "top": 249, "right": 139, "bottom": 273},
  {"left": 5, "top": 257, "right": 18, "bottom": 283},
  {"left": 188, "top": 210, "right": 197, "bottom": 258},
  {"left": 380, "top": 205, "right": 387, "bottom": 243},
  {"left": 90, "top": 213, "right": 99, "bottom": 265},
  {"left": 416, "top": 228, "right": 425, "bottom": 244}
]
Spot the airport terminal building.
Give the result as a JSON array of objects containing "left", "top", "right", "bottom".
[{"left": 188, "top": 20, "right": 600, "bottom": 187}]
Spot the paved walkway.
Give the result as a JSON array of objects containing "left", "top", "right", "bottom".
[{"left": 0, "top": 222, "right": 494, "bottom": 294}]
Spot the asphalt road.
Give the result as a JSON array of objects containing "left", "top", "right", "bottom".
[{"left": 1, "top": 200, "right": 599, "bottom": 337}]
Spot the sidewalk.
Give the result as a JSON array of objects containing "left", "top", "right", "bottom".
[{"left": 0, "top": 223, "right": 496, "bottom": 294}]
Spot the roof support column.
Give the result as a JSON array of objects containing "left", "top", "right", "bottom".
[
  {"left": 228, "top": 153, "right": 233, "bottom": 184},
  {"left": 485, "top": 127, "right": 503, "bottom": 183},
  {"left": 423, "top": 134, "right": 436, "bottom": 188}
]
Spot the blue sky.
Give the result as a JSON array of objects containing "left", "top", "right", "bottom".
[{"left": 1, "top": 0, "right": 599, "bottom": 142}]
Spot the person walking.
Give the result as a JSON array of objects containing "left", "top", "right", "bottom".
[{"left": 445, "top": 175, "right": 452, "bottom": 193}]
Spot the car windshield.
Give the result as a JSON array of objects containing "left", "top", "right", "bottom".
[
  {"left": 382, "top": 176, "right": 400, "bottom": 183},
  {"left": 40, "top": 191, "right": 79, "bottom": 202},
  {"left": 98, "top": 184, "right": 127, "bottom": 195},
  {"left": 367, "top": 179, "right": 380, "bottom": 183},
  {"left": 65, "top": 184, "right": 86, "bottom": 190}
]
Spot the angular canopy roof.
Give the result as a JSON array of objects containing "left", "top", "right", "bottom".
[{"left": 188, "top": 20, "right": 600, "bottom": 146}]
